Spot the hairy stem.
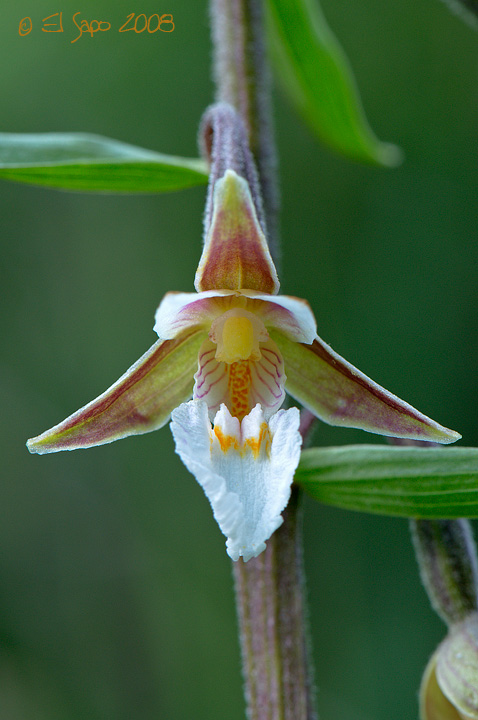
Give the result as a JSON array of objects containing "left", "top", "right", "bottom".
[
  {"left": 440, "top": 0, "right": 478, "bottom": 28},
  {"left": 232, "top": 486, "right": 317, "bottom": 720},
  {"left": 210, "top": 0, "right": 280, "bottom": 263},
  {"left": 391, "top": 439, "right": 478, "bottom": 627},
  {"left": 411, "top": 518, "right": 478, "bottom": 626},
  {"left": 209, "top": 2, "right": 317, "bottom": 716}
]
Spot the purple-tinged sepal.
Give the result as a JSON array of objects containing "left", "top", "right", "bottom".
[
  {"left": 270, "top": 329, "right": 461, "bottom": 444},
  {"left": 27, "top": 328, "right": 205, "bottom": 454}
]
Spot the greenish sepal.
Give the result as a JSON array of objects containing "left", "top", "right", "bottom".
[
  {"left": 272, "top": 330, "right": 460, "bottom": 444},
  {"left": 27, "top": 328, "right": 205, "bottom": 454}
]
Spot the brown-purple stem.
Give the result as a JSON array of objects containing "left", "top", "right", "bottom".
[
  {"left": 210, "top": 0, "right": 280, "bottom": 265},
  {"left": 232, "top": 484, "right": 318, "bottom": 720},
  {"left": 209, "top": 2, "right": 318, "bottom": 716}
]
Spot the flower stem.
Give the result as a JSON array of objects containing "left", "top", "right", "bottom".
[
  {"left": 209, "top": 2, "right": 317, "bottom": 716},
  {"left": 232, "top": 486, "right": 317, "bottom": 720},
  {"left": 210, "top": 0, "right": 280, "bottom": 263},
  {"left": 411, "top": 518, "right": 478, "bottom": 626},
  {"left": 391, "top": 440, "right": 478, "bottom": 628}
]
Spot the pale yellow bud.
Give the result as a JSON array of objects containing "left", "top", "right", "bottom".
[
  {"left": 420, "top": 613, "right": 478, "bottom": 720},
  {"left": 210, "top": 309, "right": 269, "bottom": 364}
]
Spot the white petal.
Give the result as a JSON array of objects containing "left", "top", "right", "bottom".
[
  {"left": 154, "top": 290, "right": 237, "bottom": 339},
  {"left": 170, "top": 401, "right": 302, "bottom": 562},
  {"left": 154, "top": 289, "right": 317, "bottom": 345},
  {"left": 241, "top": 292, "right": 317, "bottom": 344}
]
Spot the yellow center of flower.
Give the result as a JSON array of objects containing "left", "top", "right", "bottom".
[
  {"left": 220, "top": 316, "right": 255, "bottom": 363},
  {"left": 211, "top": 308, "right": 268, "bottom": 365},
  {"left": 207, "top": 308, "right": 271, "bottom": 420}
]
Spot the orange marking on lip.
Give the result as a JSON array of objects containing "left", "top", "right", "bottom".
[
  {"left": 213, "top": 420, "right": 271, "bottom": 459},
  {"left": 244, "top": 422, "right": 271, "bottom": 459},
  {"left": 228, "top": 361, "right": 252, "bottom": 421},
  {"left": 213, "top": 424, "right": 240, "bottom": 453}
]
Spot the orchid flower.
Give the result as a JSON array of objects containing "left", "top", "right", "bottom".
[{"left": 27, "top": 114, "right": 460, "bottom": 562}]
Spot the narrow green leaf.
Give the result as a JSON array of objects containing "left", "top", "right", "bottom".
[
  {"left": 0, "top": 132, "right": 208, "bottom": 192},
  {"left": 265, "top": 0, "right": 401, "bottom": 166},
  {"left": 295, "top": 445, "right": 478, "bottom": 517}
]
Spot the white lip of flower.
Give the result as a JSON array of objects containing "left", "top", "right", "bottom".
[
  {"left": 171, "top": 401, "right": 301, "bottom": 562},
  {"left": 160, "top": 291, "right": 305, "bottom": 561}
]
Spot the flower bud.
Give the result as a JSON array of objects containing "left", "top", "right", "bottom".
[{"left": 420, "top": 612, "right": 478, "bottom": 720}]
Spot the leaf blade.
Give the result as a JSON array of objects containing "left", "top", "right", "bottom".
[
  {"left": 0, "top": 132, "right": 208, "bottom": 192},
  {"left": 266, "top": 0, "right": 401, "bottom": 166},
  {"left": 295, "top": 445, "right": 478, "bottom": 518}
]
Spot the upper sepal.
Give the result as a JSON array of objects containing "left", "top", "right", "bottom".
[
  {"left": 194, "top": 170, "right": 280, "bottom": 295},
  {"left": 27, "top": 328, "right": 205, "bottom": 454},
  {"left": 271, "top": 329, "right": 461, "bottom": 444}
]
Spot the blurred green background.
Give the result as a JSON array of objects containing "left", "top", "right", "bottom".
[{"left": 1, "top": 0, "right": 477, "bottom": 718}]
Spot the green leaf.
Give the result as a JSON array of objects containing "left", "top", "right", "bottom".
[
  {"left": 265, "top": 0, "right": 401, "bottom": 167},
  {"left": 0, "top": 132, "right": 208, "bottom": 192},
  {"left": 295, "top": 445, "right": 478, "bottom": 517}
]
